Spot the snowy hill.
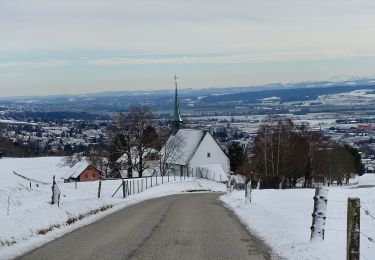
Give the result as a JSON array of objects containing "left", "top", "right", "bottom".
[{"left": 0, "top": 157, "right": 225, "bottom": 259}]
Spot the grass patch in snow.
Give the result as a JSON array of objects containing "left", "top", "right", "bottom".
[
  {"left": 66, "top": 204, "right": 113, "bottom": 226},
  {"left": 36, "top": 205, "right": 113, "bottom": 236},
  {"left": 185, "top": 189, "right": 212, "bottom": 192},
  {"left": 36, "top": 224, "right": 61, "bottom": 235},
  {"left": 0, "top": 241, "right": 16, "bottom": 247}
]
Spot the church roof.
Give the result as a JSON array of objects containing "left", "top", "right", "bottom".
[
  {"left": 165, "top": 129, "right": 206, "bottom": 165},
  {"left": 174, "top": 85, "right": 182, "bottom": 122},
  {"left": 172, "top": 76, "right": 183, "bottom": 134}
]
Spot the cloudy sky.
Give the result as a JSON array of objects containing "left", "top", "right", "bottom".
[{"left": 1, "top": 0, "right": 375, "bottom": 97}]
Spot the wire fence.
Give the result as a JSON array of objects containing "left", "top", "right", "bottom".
[{"left": 360, "top": 203, "right": 375, "bottom": 245}]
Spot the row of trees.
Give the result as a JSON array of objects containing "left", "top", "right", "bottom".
[{"left": 230, "top": 117, "right": 364, "bottom": 189}]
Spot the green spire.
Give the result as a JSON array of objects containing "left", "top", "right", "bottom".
[{"left": 172, "top": 75, "right": 183, "bottom": 135}]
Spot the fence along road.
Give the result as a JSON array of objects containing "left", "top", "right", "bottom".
[{"left": 18, "top": 193, "right": 273, "bottom": 260}]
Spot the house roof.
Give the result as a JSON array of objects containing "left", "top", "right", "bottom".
[
  {"left": 165, "top": 129, "right": 206, "bottom": 165},
  {"left": 61, "top": 160, "right": 91, "bottom": 180}
]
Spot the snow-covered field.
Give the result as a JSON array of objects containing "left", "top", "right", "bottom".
[
  {"left": 2, "top": 156, "right": 375, "bottom": 260},
  {"left": 221, "top": 175, "right": 375, "bottom": 260},
  {"left": 0, "top": 157, "right": 225, "bottom": 260},
  {"left": 302, "top": 89, "right": 375, "bottom": 107}
]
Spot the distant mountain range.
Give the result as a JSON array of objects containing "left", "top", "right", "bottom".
[{"left": 1, "top": 78, "right": 375, "bottom": 113}]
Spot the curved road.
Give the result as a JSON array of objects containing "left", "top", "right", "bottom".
[{"left": 19, "top": 193, "right": 273, "bottom": 260}]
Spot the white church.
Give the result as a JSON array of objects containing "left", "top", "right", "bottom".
[{"left": 163, "top": 77, "right": 230, "bottom": 182}]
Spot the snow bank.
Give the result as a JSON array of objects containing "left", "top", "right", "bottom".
[{"left": 221, "top": 176, "right": 375, "bottom": 260}]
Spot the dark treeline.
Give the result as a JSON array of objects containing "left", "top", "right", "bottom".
[
  {"left": 233, "top": 117, "right": 364, "bottom": 189},
  {"left": 9, "top": 111, "right": 110, "bottom": 121},
  {"left": 0, "top": 137, "right": 40, "bottom": 157}
]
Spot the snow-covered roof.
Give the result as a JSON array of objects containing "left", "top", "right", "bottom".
[
  {"left": 61, "top": 160, "right": 91, "bottom": 180},
  {"left": 165, "top": 129, "right": 205, "bottom": 165}
]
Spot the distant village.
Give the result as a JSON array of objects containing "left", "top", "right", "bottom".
[
  {"left": 1, "top": 111, "right": 375, "bottom": 174},
  {"left": 0, "top": 118, "right": 107, "bottom": 156}
]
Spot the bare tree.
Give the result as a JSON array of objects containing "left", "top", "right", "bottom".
[
  {"left": 157, "top": 126, "right": 184, "bottom": 176},
  {"left": 86, "top": 145, "right": 111, "bottom": 178},
  {"left": 62, "top": 152, "right": 84, "bottom": 167},
  {"left": 107, "top": 106, "right": 157, "bottom": 178},
  {"left": 250, "top": 117, "right": 357, "bottom": 189}
]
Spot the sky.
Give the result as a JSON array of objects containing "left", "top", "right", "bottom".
[{"left": 1, "top": 0, "right": 375, "bottom": 97}]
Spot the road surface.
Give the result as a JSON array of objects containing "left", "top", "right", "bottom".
[{"left": 19, "top": 193, "right": 273, "bottom": 260}]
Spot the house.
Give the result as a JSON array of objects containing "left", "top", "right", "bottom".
[
  {"left": 164, "top": 128, "right": 230, "bottom": 182},
  {"left": 62, "top": 161, "right": 102, "bottom": 182}
]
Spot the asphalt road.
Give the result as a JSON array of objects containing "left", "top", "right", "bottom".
[{"left": 19, "top": 193, "right": 273, "bottom": 260}]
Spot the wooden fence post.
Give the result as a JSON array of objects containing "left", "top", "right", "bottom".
[
  {"left": 51, "top": 176, "right": 55, "bottom": 204},
  {"left": 7, "top": 194, "right": 10, "bottom": 216},
  {"left": 245, "top": 182, "right": 247, "bottom": 200},
  {"left": 97, "top": 180, "right": 102, "bottom": 198},
  {"left": 245, "top": 181, "right": 252, "bottom": 204},
  {"left": 310, "top": 188, "right": 328, "bottom": 241},
  {"left": 347, "top": 197, "right": 360, "bottom": 260},
  {"left": 122, "top": 179, "right": 125, "bottom": 198},
  {"left": 137, "top": 180, "right": 139, "bottom": 193},
  {"left": 141, "top": 179, "right": 144, "bottom": 192}
]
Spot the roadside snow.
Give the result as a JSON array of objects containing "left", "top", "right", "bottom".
[
  {"left": 221, "top": 176, "right": 375, "bottom": 260},
  {"left": 0, "top": 157, "right": 225, "bottom": 260}
]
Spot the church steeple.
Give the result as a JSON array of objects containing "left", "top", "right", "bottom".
[{"left": 172, "top": 75, "right": 183, "bottom": 135}]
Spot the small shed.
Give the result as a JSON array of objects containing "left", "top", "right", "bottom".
[{"left": 62, "top": 161, "right": 102, "bottom": 182}]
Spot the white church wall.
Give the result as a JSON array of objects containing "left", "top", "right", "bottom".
[{"left": 189, "top": 133, "right": 230, "bottom": 175}]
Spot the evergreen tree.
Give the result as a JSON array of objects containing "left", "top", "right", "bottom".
[
  {"left": 344, "top": 145, "right": 365, "bottom": 176},
  {"left": 228, "top": 142, "right": 245, "bottom": 172}
]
